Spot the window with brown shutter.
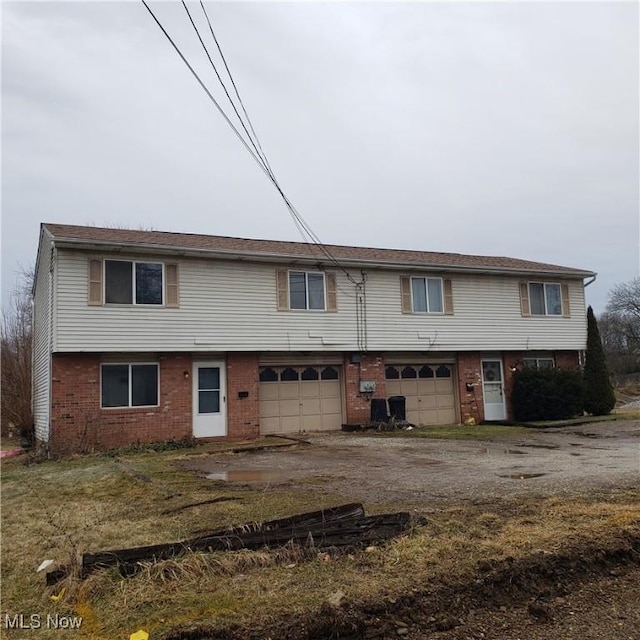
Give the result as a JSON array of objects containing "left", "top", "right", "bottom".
[
  {"left": 88, "top": 259, "right": 103, "bottom": 306},
  {"left": 165, "top": 263, "right": 179, "bottom": 307},
  {"left": 561, "top": 283, "right": 570, "bottom": 317},
  {"left": 443, "top": 278, "right": 454, "bottom": 315},
  {"left": 402, "top": 276, "right": 447, "bottom": 314},
  {"left": 519, "top": 281, "right": 531, "bottom": 317},
  {"left": 276, "top": 270, "right": 289, "bottom": 311},
  {"left": 400, "top": 276, "right": 412, "bottom": 313},
  {"left": 326, "top": 272, "right": 337, "bottom": 312},
  {"left": 521, "top": 281, "right": 567, "bottom": 317}
]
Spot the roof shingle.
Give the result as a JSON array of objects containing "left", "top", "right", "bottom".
[{"left": 42, "top": 223, "right": 594, "bottom": 277}]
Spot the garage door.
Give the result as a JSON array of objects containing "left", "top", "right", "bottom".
[
  {"left": 385, "top": 364, "right": 457, "bottom": 426},
  {"left": 259, "top": 365, "right": 343, "bottom": 435}
]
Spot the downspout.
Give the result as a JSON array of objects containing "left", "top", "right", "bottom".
[
  {"left": 47, "top": 241, "right": 56, "bottom": 455},
  {"left": 579, "top": 274, "right": 597, "bottom": 367}
]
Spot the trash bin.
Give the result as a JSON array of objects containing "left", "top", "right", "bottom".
[
  {"left": 370, "top": 398, "right": 388, "bottom": 422},
  {"left": 388, "top": 396, "right": 406, "bottom": 421}
]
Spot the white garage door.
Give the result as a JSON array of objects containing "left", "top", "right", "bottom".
[
  {"left": 259, "top": 366, "right": 343, "bottom": 435},
  {"left": 385, "top": 364, "right": 457, "bottom": 426}
]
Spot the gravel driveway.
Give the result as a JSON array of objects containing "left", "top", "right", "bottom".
[{"left": 185, "top": 420, "right": 640, "bottom": 505}]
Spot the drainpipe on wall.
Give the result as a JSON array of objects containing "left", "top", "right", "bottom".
[{"left": 580, "top": 275, "right": 597, "bottom": 367}]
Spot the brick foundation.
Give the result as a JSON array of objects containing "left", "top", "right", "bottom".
[
  {"left": 226, "top": 352, "right": 260, "bottom": 440},
  {"left": 46, "top": 348, "right": 582, "bottom": 454},
  {"left": 344, "top": 353, "right": 387, "bottom": 424},
  {"left": 456, "top": 352, "right": 484, "bottom": 423},
  {"left": 502, "top": 351, "right": 581, "bottom": 421},
  {"left": 50, "top": 353, "right": 192, "bottom": 456}
]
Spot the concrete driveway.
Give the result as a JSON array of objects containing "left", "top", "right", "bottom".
[{"left": 184, "top": 420, "right": 640, "bottom": 506}]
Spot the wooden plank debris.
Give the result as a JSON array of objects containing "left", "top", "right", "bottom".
[{"left": 46, "top": 503, "right": 414, "bottom": 583}]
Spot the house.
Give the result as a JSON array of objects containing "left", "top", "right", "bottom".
[{"left": 32, "top": 223, "right": 595, "bottom": 456}]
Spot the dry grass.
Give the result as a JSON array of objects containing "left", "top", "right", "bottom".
[
  {"left": 373, "top": 424, "right": 530, "bottom": 439},
  {"left": 2, "top": 444, "right": 639, "bottom": 640}
]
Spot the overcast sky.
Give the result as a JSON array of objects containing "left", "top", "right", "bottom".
[{"left": 2, "top": 1, "right": 638, "bottom": 313}]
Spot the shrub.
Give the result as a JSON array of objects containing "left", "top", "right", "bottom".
[
  {"left": 584, "top": 306, "right": 616, "bottom": 416},
  {"left": 511, "top": 367, "right": 584, "bottom": 422}
]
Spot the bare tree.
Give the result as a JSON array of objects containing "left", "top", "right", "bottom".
[
  {"left": 1, "top": 267, "right": 34, "bottom": 440},
  {"left": 600, "top": 277, "right": 640, "bottom": 376}
]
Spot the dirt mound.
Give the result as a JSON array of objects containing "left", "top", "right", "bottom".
[{"left": 162, "top": 531, "right": 640, "bottom": 640}]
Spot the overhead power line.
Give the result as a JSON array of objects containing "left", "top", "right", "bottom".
[
  {"left": 141, "top": 0, "right": 361, "bottom": 287},
  {"left": 199, "top": 1, "right": 276, "bottom": 181}
]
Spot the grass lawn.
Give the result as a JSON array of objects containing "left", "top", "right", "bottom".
[
  {"left": 372, "top": 424, "right": 530, "bottom": 439},
  {"left": 1, "top": 440, "right": 638, "bottom": 639}
]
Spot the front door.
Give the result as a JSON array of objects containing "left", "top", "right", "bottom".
[
  {"left": 193, "top": 361, "right": 227, "bottom": 437},
  {"left": 481, "top": 360, "right": 506, "bottom": 421}
]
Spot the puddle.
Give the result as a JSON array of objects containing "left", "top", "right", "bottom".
[
  {"left": 477, "top": 448, "right": 529, "bottom": 455},
  {"left": 409, "top": 459, "right": 446, "bottom": 467},
  {"left": 497, "top": 473, "right": 547, "bottom": 480},
  {"left": 517, "top": 443, "right": 560, "bottom": 450},
  {"left": 206, "top": 469, "right": 290, "bottom": 483}
]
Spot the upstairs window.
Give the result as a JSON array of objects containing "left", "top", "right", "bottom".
[
  {"left": 276, "top": 269, "right": 337, "bottom": 312},
  {"left": 105, "top": 260, "right": 163, "bottom": 305},
  {"left": 411, "top": 277, "right": 443, "bottom": 313},
  {"left": 289, "top": 271, "right": 326, "bottom": 310},
  {"left": 519, "top": 281, "right": 569, "bottom": 318},
  {"left": 529, "top": 283, "right": 561, "bottom": 316}
]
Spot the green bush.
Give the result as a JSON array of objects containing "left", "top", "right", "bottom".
[
  {"left": 511, "top": 367, "right": 584, "bottom": 421},
  {"left": 584, "top": 306, "right": 616, "bottom": 415}
]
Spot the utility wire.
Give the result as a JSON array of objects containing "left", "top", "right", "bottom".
[
  {"left": 180, "top": 1, "right": 270, "bottom": 177},
  {"left": 140, "top": 0, "right": 275, "bottom": 184},
  {"left": 199, "top": 0, "right": 276, "bottom": 181},
  {"left": 142, "top": 0, "right": 360, "bottom": 285}
]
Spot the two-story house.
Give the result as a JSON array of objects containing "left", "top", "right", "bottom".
[{"left": 32, "top": 223, "right": 595, "bottom": 456}]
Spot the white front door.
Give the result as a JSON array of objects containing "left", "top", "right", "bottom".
[
  {"left": 481, "top": 360, "right": 506, "bottom": 421},
  {"left": 193, "top": 361, "right": 227, "bottom": 437}
]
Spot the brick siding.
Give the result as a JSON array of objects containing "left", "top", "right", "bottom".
[
  {"left": 46, "top": 348, "right": 582, "bottom": 454},
  {"left": 226, "top": 352, "right": 260, "bottom": 440},
  {"left": 456, "top": 352, "right": 484, "bottom": 423},
  {"left": 50, "top": 353, "right": 192, "bottom": 456},
  {"left": 344, "top": 353, "right": 387, "bottom": 424}
]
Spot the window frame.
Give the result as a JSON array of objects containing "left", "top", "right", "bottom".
[
  {"left": 100, "top": 362, "right": 160, "bottom": 409},
  {"left": 287, "top": 270, "right": 326, "bottom": 311},
  {"left": 104, "top": 259, "right": 165, "bottom": 306},
  {"left": 528, "top": 282, "right": 562, "bottom": 316},
  {"left": 410, "top": 276, "right": 444, "bottom": 314},
  {"left": 522, "top": 357, "right": 555, "bottom": 370}
]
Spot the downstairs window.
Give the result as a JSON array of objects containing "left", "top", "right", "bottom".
[{"left": 101, "top": 363, "right": 159, "bottom": 408}]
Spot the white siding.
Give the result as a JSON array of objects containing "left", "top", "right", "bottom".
[
  {"left": 54, "top": 249, "right": 588, "bottom": 353},
  {"left": 364, "top": 271, "right": 588, "bottom": 351},
  {"left": 32, "top": 230, "right": 54, "bottom": 442}
]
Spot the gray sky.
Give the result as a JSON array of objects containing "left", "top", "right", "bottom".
[{"left": 2, "top": 1, "right": 638, "bottom": 313}]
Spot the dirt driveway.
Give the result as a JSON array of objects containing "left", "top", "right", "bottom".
[{"left": 184, "top": 420, "right": 640, "bottom": 506}]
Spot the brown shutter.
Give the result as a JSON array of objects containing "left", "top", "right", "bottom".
[
  {"left": 88, "top": 259, "right": 103, "bottom": 306},
  {"left": 561, "top": 283, "right": 570, "bottom": 318},
  {"left": 326, "top": 272, "right": 337, "bottom": 312},
  {"left": 165, "top": 263, "right": 179, "bottom": 307},
  {"left": 519, "top": 281, "right": 530, "bottom": 317},
  {"left": 276, "top": 269, "right": 289, "bottom": 311},
  {"left": 443, "top": 278, "right": 454, "bottom": 315},
  {"left": 400, "top": 276, "right": 412, "bottom": 314}
]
